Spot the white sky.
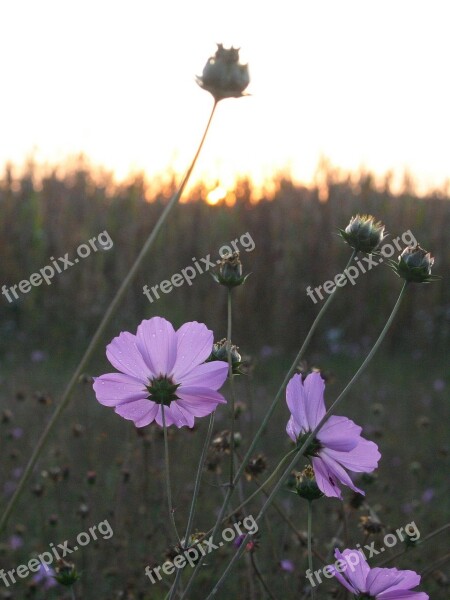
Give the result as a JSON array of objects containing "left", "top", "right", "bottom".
[{"left": 1, "top": 0, "right": 449, "bottom": 192}]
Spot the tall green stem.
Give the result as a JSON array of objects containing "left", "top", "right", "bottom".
[
  {"left": 203, "top": 281, "right": 408, "bottom": 598},
  {"left": 0, "top": 101, "right": 218, "bottom": 534},
  {"left": 227, "top": 288, "right": 236, "bottom": 487},
  {"left": 178, "top": 250, "right": 357, "bottom": 598},
  {"left": 167, "top": 412, "right": 216, "bottom": 600},
  {"left": 307, "top": 501, "right": 315, "bottom": 599},
  {"left": 162, "top": 404, "right": 181, "bottom": 546}
]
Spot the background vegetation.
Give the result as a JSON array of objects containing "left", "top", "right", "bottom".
[{"left": 0, "top": 161, "right": 448, "bottom": 598}]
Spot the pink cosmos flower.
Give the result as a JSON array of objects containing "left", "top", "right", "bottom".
[
  {"left": 285, "top": 373, "right": 380, "bottom": 498},
  {"left": 93, "top": 317, "right": 228, "bottom": 428},
  {"left": 330, "top": 548, "right": 428, "bottom": 599}
]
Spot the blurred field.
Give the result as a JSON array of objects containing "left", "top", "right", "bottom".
[{"left": 0, "top": 162, "right": 449, "bottom": 598}]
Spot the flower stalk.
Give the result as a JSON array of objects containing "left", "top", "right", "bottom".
[
  {"left": 201, "top": 281, "right": 409, "bottom": 598},
  {"left": 0, "top": 100, "right": 218, "bottom": 534}
]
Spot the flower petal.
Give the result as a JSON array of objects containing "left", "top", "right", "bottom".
[
  {"left": 136, "top": 317, "right": 177, "bottom": 377},
  {"left": 168, "top": 402, "right": 195, "bottom": 428},
  {"left": 115, "top": 399, "right": 157, "bottom": 427},
  {"left": 320, "top": 450, "right": 365, "bottom": 495},
  {"left": 311, "top": 456, "right": 342, "bottom": 499},
  {"left": 378, "top": 592, "right": 428, "bottom": 600},
  {"left": 304, "top": 372, "right": 326, "bottom": 428},
  {"left": 179, "top": 361, "right": 228, "bottom": 389},
  {"left": 324, "top": 439, "right": 381, "bottom": 472},
  {"left": 286, "top": 415, "right": 300, "bottom": 443},
  {"left": 317, "top": 416, "right": 361, "bottom": 452},
  {"left": 332, "top": 548, "right": 369, "bottom": 593},
  {"left": 367, "top": 568, "right": 407, "bottom": 595},
  {"left": 106, "top": 331, "right": 151, "bottom": 381},
  {"left": 93, "top": 373, "right": 147, "bottom": 407},
  {"left": 286, "top": 374, "right": 309, "bottom": 431},
  {"left": 153, "top": 404, "right": 177, "bottom": 428},
  {"left": 177, "top": 386, "right": 227, "bottom": 418},
  {"left": 172, "top": 322, "right": 213, "bottom": 380}
]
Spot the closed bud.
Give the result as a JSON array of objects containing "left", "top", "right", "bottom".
[
  {"left": 390, "top": 245, "right": 440, "bottom": 283},
  {"left": 212, "top": 252, "right": 250, "bottom": 288},
  {"left": 293, "top": 466, "right": 323, "bottom": 501},
  {"left": 206, "top": 338, "right": 243, "bottom": 375},
  {"left": 197, "top": 44, "right": 250, "bottom": 101},
  {"left": 54, "top": 559, "right": 79, "bottom": 586},
  {"left": 339, "top": 214, "right": 386, "bottom": 253}
]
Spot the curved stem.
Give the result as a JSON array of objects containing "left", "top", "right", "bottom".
[
  {"left": 162, "top": 404, "right": 181, "bottom": 546},
  {"left": 0, "top": 101, "right": 218, "bottom": 534},
  {"left": 167, "top": 412, "right": 216, "bottom": 600},
  {"left": 178, "top": 250, "right": 357, "bottom": 598},
  {"left": 203, "top": 281, "right": 409, "bottom": 598},
  {"left": 230, "top": 249, "right": 357, "bottom": 489},
  {"left": 307, "top": 501, "right": 315, "bottom": 599}
]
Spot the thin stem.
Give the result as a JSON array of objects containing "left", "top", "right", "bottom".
[
  {"left": 178, "top": 250, "right": 357, "bottom": 598},
  {"left": 203, "top": 281, "right": 409, "bottom": 598},
  {"left": 230, "top": 248, "right": 358, "bottom": 489},
  {"left": 167, "top": 412, "right": 216, "bottom": 600},
  {"left": 0, "top": 101, "right": 218, "bottom": 534},
  {"left": 227, "top": 288, "right": 236, "bottom": 487},
  {"left": 307, "top": 501, "right": 315, "bottom": 599},
  {"left": 378, "top": 522, "right": 450, "bottom": 567},
  {"left": 70, "top": 587, "right": 77, "bottom": 600},
  {"left": 162, "top": 404, "right": 182, "bottom": 546},
  {"left": 250, "top": 552, "right": 279, "bottom": 600}
]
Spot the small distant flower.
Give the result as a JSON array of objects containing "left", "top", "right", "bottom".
[
  {"left": 8, "top": 534, "right": 23, "bottom": 550},
  {"left": 286, "top": 373, "right": 380, "bottom": 499},
  {"left": 433, "top": 378, "right": 445, "bottom": 392},
  {"left": 10, "top": 427, "right": 23, "bottom": 440},
  {"left": 30, "top": 350, "right": 47, "bottom": 363},
  {"left": 93, "top": 317, "right": 228, "bottom": 428},
  {"left": 339, "top": 215, "right": 386, "bottom": 253},
  {"left": 197, "top": 44, "right": 250, "bottom": 101},
  {"left": 33, "top": 564, "right": 57, "bottom": 590},
  {"left": 421, "top": 488, "right": 435, "bottom": 504},
  {"left": 280, "top": 559, "right": 295, "bottom": 572},
  {"left": 212, "top": 252, "right": 250, "bottom": 288},
  {"left": 330, "top": 548, "right": 429, "bottom": 599},
  {"left": 390, "top": 245, "right": 440, "bottom": 283}
]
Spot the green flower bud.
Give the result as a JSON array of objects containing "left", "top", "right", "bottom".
[
  {"left": 294, "top": 466, "right": 323, "bottom": 502},
  {"left": 339, "top": 214, "right": 386, "bottom": 253},
  {"left": 206, "top": 338, "right": 244, "bottom": 375},
  {"left": 54, "top": 560, "right": 79, "bottom": 587},
  {"left": 212, "top": 252, "right": 250, "bottom": 288},
  {"left": 390, "top": 245, "right": 440, "bottom": 283},
  {"left": 197, "top": 44, "right": 250, "bottom": 101}
]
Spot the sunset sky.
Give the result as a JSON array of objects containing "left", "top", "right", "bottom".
[{"left": 1, "top": 0, "right": 449, "bottom": 194}]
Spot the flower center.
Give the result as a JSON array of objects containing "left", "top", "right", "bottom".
[
  {"left": 146, "top": 376, "right": 180, "bottom": 406},
  {"left": 296, "top": 432, "right": 322, "bottom": 457}
]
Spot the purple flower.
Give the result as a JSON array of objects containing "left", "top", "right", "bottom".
[
  {"left": 93, "top": 317, "right": 228, "bottom": 428},
  {"left": 285, "top": 373, "right": 380, "bottom": 499},
  {"left": 33, "top": 564, "right": 57, "bottom": 589},
  {"left": 8, "top": 534, "right": 23, "bottom": 550},
  {"left": 330, "top": 548, "right": 428, "bottom": 599},
  {"left": 280, "top": 559, "right": 295, "bottom": 572}
]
